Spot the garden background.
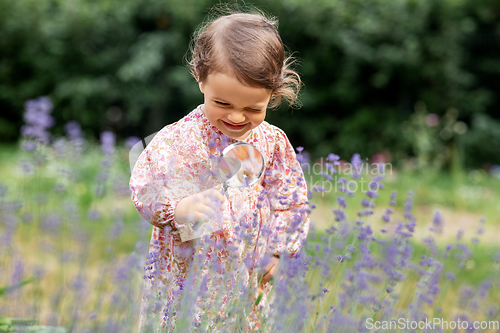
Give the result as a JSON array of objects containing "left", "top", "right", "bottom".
[{"left": 1, "top": 0, "right": 500, "bottom": 332}]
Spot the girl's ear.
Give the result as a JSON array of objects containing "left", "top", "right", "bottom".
[{"left": 198, "top": 81, "right": 205, "bottom": 94}]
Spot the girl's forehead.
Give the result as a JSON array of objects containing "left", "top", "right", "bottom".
[{"left": 204, "top": 73, "right": 272, "bottom": 104}]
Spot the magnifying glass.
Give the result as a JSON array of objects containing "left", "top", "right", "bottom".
[
  {"left": 218, "top": 142, "right": 264, "bottom": 196},
  {"left": 190, "top": 142, "right": 264, "bottom": 233}
]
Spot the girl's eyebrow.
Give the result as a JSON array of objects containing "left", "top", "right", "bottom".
[{"left": 213, "top": 97, "right": 265, "bottom": 110}]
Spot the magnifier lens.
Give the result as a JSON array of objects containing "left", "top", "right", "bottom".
[{"left": 219, "top": 143, "right": 264, "bottom": 189}]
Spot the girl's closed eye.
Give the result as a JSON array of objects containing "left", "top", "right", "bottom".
[{"left": 215, "top": 101, "right": 230, "bottom": 106}]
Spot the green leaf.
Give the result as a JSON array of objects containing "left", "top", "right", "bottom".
[
  {"left": 254, "top": 293, "right": 263, "bottom": 306},
  {"left": 0, "top": 276, "right": 36, "bottom": 297}
]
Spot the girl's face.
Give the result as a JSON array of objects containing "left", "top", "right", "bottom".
[{"left": 199, "top": 73, "right": 272, "bottom": 140}]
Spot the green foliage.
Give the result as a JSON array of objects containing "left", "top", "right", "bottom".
[
  {"left": 462, "top": 113, "right": 500, "bottom": 167},
  {"left": 0, "top": 317, "right": 14, "bottom": 333},
  {"left": 0, "top": 277, "right": 35, "bottom": 297},
  {"left": 0, "top": 0, "right": 499, "bottom": 167}
]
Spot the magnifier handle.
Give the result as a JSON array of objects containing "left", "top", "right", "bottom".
[{"left": 220, "top": 183, "right": 228, "bottom": 197}]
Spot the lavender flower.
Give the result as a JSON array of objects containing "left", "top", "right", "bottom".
[
  {"left": 403, "top": 191, "right": 416, "bottom": 223},
  {"left": 20, "top": 96, "right": 55, "bottom": 144},
  {"left": 430, "top": 211, "right": 443, "bottom": 234},
  {"left": 333, "top": 209, "right": 346, "bottom": 222},
  {"left": 22, "top": 141, "right": 37, "bottom": 152},
  {"left": 325, "top": 163, "right": 337, "bottom": 174},
  {"left": 296, "top": 150, "right": 310, "bottom": 165},
  {"left": 65, "top": 120, "right": 83, "bottom": 140},
  {"left": 351, "top": 153, "right": 362, "bottom": 179},
  {"left": 100, "top": 131, "right": 116, "bottom": 155},
  {"left": 389, "top": 190, "right": 397, "bottom": 206},
  {"left": 327, "top": 153, "right": 340, "bottom": 166},
  {"left": 360, "top": 199, "right": 371, "bottom": 207},
  {"left": 381, "top": 208, "right": 393, "bottom": 223},
  {"left": 337, "top": 197, "right": 347, "bottom": 209},
  {"left": 320, "top": 171, "right": 334, "bottom": 181}
]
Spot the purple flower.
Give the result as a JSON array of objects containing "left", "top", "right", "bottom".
[
  {"left": 64, "top": 120, "right": 83, "bottom": 140},
  {"left": 477, "top": 226, "right": 484, "bottom": 235},
  {"left": 21, "top": 96, "right": 55, "bottom": 144},
  {"left": 88, "top": 210, "right": 101, "bottom": 221},
  {"left": 126, "top": 136, "right": 141, "bottom": 150},
  {"left": 100, "top": 131, "right": 115, "bottom": 155},
  {"left": 430, "top": 211, "right": 443, "bottom": 234},
  {"left": 320, "top": 171, "right": 334, "bottom": 181},
  {"left": 296, "top": 151, "right": 310, "bottom": 164},
  {"left": 325, "top": 163, "right": 337, "bottom": 174},
  {"left": 22, "top": 141, "right": 37, "bottom": 152},
  {"left": 360, "top": 199, "right": 371, "bottom": 207},
  {"left": 337, "top": 197, "right": 347, "bottom": 209},
  {"left": 459, "top": 287, "right": 474, "bottom": 308},
  {"left": 41, "top": 213, "right": 62, "bottom": 233},
  {"left": 403, "top": 191, "right": 415, "bottom": 222},
  {"left": 381, "top": 208, "right": 393, "bottom": 223},
  {"left": 351, "top": 153, "right": 362, "bottom": 178},
  {"left": 327, "top": 153, "right": 340, "bottom": 166},
  {"left": 389, "top": 190, "right": 397, "bottom": 206},
  {"left": 22, "top": 213, "right": 33, "bottom": 223},
  {"left": 296, "top": 146, "right": 304, "bottom": 153},
  {"left": 313, "top": 185, "right": 326, "bottom": 192},
  {"left": 333, "top": 209, "right": 346, "bottom": 222}
]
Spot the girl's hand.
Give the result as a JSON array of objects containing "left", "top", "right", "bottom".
[
  {"left": 174, "top": 188, "right": 225, "bottom": 225},
  {"left": 258, "top": 255, "right": 280, "bottom": 286}
]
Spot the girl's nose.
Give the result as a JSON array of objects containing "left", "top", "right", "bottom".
[{"left": 227, "top": 111, "right": 246, "bottom": 124}]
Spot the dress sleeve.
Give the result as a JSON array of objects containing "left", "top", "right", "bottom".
[
  {"left": 129, "top": 134, "right": 186, "bottom": 239},
  {"left": 263, "top": 128, "right": 310, "bottom": 257}
]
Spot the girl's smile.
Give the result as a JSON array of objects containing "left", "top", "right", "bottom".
[
  {"left": 199, "top": 73, "right": 272, "bottom": 140},
  {"left": 222, "top": 120, "right": 248, "bottom": 131}
]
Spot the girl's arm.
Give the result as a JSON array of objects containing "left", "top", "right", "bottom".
[
  {"left": 129, "top": 137, "right": 185, "bottom": 239},
  {"left": 264, "top": 128, "right": 310, "bottom": 257},
  {"left": 130, "top": 133, "right": 224, "bottom": 241}
]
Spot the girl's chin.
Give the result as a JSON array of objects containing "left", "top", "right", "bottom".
[{"left": 223, "top": 130, "right": 251, "bottom": 140}]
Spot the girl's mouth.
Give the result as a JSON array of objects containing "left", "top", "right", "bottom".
[{"left": 222, "top": 120, "right": 247, "bottom": 130}]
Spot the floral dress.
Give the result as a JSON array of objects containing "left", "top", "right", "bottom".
[{"left": 129, "top": 105, "right": 309, "bottom": 332}]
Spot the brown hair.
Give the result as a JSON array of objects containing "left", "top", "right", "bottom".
[{"left": 187, "top": 8, "right": 302, "bottom": 109}]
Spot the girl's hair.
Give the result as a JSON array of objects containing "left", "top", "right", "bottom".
[{"left": 187, "top": 8, "right": 302, "bottom": 109}]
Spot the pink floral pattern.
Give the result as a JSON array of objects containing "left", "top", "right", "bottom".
[{"left": 130, "top": 105, "right": 309, "bottom": 331}]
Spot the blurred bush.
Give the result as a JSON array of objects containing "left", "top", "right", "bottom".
[{"left": 0, "top": 0, "right": 499, "bottom": 168}]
